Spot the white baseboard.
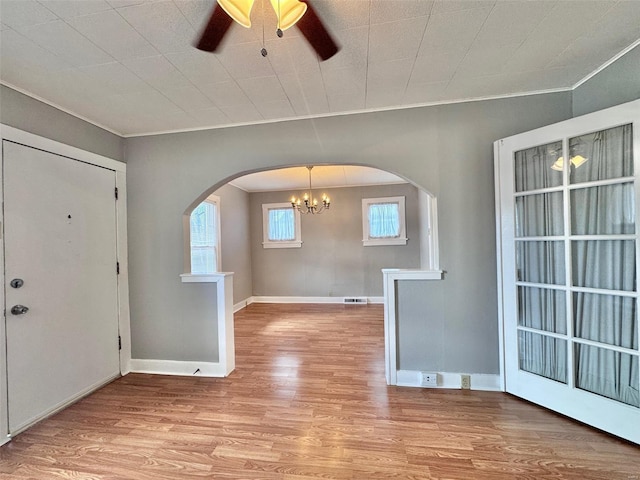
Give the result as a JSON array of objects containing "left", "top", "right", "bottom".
[
  {"left": 396, "top": 370, "right": 502, "bottom": 391},
  {"left": 120, "top": 359, "right": 132, "bottom": 376},
  {"left": 130, "top": 359, "right": 228, "bottom": 377},
  {"left": 233, "top": 298, "right": 251, "bottom": 313},
  {"left": 250, "top": 296, "right": 384, "bottom": 304}
]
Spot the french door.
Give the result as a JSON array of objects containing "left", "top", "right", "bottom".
[{"left": 495, "top": 99, "right": 640, "bottom": 444}]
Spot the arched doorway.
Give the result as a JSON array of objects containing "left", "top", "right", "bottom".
[{"left": 180, "top": 164, "right": 440, "bottom": 379}]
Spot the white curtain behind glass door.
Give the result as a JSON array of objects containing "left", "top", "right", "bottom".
[
  {"left": 514, "top": 124, "right": 638, "bottom": 407},
  {"left": 570, "top": 124, "right": 638, "bottom": 407},
  {"left": 514, "top": 141, "right": 567, "bottom": 383}
]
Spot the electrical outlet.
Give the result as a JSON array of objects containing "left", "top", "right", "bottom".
[
  {"left": 421, "top": 372, "right": 438, "bottom": 387},
  {"left": 461, "top": 374, "right": 471, "bottom": 389}
]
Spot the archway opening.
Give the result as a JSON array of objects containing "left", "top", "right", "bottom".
[{"left": 183, "top": 164, "right": 439, "bottom": 300}]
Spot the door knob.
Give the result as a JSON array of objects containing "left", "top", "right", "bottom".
[{"left": 10, "top": 305, "right": 29, "bottom": 315}]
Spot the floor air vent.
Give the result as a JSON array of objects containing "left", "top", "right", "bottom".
[{"left": 343, "top": 297, "right": 368, "bottom": 304}]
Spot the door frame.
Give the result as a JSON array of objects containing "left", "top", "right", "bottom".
[
  {"left": 0, "top": 124, "right": 131, "bottom": 445},
  {"left": 493, "top": 99, "right": 640, "bottom": 443}
]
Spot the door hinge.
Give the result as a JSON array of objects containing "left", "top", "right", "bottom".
[
  {"left": 117, "top": 261, "right": 120, "bottom": 275},
  {"left": 115, "top": 187, "right": 119, "bottom": 200},
  {"left": 118, "top": 336, "right": 122, "bottom": 351}
]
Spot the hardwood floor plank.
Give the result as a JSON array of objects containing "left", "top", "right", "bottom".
[{"left": 1, "top": 303, "right": 638, "bottom": 479}]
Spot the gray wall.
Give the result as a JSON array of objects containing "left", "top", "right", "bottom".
[
  {"left": 215, "top": 183, "right": 253, "bottom": 304},
  {"left": 0, "top": 85, "right": 124, "bottom": 162},
  {"left": 125, "top": 91, "right": 572, "bottom": 370},
  {"left": 572, "top": 44, "right": 640, "bottom": 117},
  {"left": 250, "top": 183, "right": 420, "bottom": 297},
  {"left": 397, "top": 280, "right": 447, "bottom": 371},
  {"left": 5, "top": 47, "right": 634, "bottom": 373},
  {"left": 156, "top": 283, "right": 219, "bottom": 362}
]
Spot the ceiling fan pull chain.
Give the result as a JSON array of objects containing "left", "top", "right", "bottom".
[
  {"left": 261, "top": 0, "right": 268, "bottom": 56},
  {"left": 277, "top": 0, "right": 283, "bottom": 37}
]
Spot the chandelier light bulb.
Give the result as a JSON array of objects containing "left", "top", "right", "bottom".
[{"left": 290, "top": 166, "right": 331, "bottom": 215}]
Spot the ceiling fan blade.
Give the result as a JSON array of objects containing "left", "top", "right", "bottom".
[
  {"left": 195, "top": 4, "right": 233, "bottom": 52},
  {"left": 297, "top": 1, "right": 340, "bottom": 61}
]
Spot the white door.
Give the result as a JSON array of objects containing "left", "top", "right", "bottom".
[
  {"left": 3, "top": 141, "right": 120, "bottom": 434},
  {"left": 495, "top": 100, "right": 640, "bottom": 444}
]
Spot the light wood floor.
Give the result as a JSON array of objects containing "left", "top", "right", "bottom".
[{"left": 1, "top": 303, "right": 638, "bottom": 479}]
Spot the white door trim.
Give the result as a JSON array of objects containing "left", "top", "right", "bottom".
[
  {"left": 494, "top": 140, "right": 507, "bottom": 393},
  {"left": 0, "top": 135, "right": 5, "bottom": 445},
  {"left": 0, "top": 124, "right": 130, "bottom": 444},
  {"left": 0, "top": 125, "right": 125, "bottom": 172}
]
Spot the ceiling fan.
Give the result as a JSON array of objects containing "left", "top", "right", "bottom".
[{"left": 195, "top": 0, "right": 340, "bottom": 61}]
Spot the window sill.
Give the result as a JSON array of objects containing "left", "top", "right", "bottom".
[
  {"left": 363, "top": 237, "right": 408, "bottom": 247},
  {"left": 263, "top": 241, "right": 302, "bottom": 249},
  {"left": 180, "top": 272, "right": 234, "bottom": 283}
]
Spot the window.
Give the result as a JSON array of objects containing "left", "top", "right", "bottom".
[
  {"left": 362, "top": 196, "right": 407, "bottom": 246},
  {"left": 262, "top": 202, "right": 301, "bottom": 248},
  {"left": 190, "top": 196, "right": 221, "bottom": 273}
]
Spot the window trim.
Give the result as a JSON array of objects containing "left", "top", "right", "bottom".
[
  {"left": 420, "top": 191, "right": 440, "bottom": 270},
  {"left": 190, "top": 195, "right": 221, "bottom": 273},
  {"left": 362, "top": 196, "right": 407, "bottom": 246},
  {"left": 262, "top": 202, "right": 302, "bottom": 249}
]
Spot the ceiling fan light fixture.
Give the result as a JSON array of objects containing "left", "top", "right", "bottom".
[
  {"left": 270, "top": 0, "right": 307, "bottom": 31},
  {"left": 551, "top": 157, "right": 564, "bottom": 171},
  {"left": 551, "top": 154, "right": 588, "bottom": 171},
  {"left": 196, "top": 0, "right": 339, "bottom": 60},
  {"left": 570, "top": 154, "right": 588, "bottom": 168},
  {"left": 217, "top": 0, "right": 254, "bottom": 28}
]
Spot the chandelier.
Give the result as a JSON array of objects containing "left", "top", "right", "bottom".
[{"left": 290, "top": 166, "right": 330, "bottom": 214}]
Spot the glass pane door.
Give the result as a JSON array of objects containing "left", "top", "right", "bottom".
[
  {"left": 496, "top": 99, "right": 640, "bottom": 444},
  {"left": 514, "top": 140, "right": 568, "bottom": 384},
  {"left": 568, "top": 125, "right": 638, "bottom": 408}
]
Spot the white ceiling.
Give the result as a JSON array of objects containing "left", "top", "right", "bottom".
[
  {"left": 1, "top": 0, "right": 639, "bottom": 137},
  {"left": 229, "top": 165, "right": 407, "bottom": 192}
]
